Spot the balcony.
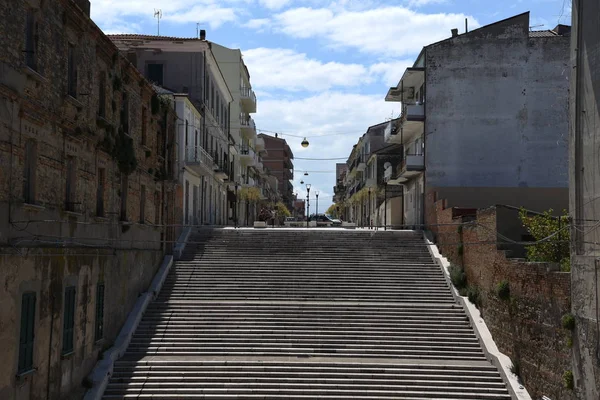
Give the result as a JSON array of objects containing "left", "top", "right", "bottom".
[
  {"left": 384, "top": 163, "right": 393, "bottom": 182},
  {"left": 240, "top": 86, "right": 257, "bottom": 113},
  {"left": 240, "top": 146, "right": 256, "bottom": 166},
  {"left": 242, "top": 176, "right": 256, "bottom": 187},
  {"left": 391, "top": 154, "right": 424, "bottom": 183},
  {"left": 255, "top": 136, "right": 265, "bottom": 152},
  {"left": 213, "top": 161, "right": 229, "bottom": 181},
  {"left": 357, "top": 154, "right": 367, "bottom": 172},
  {"left": 384, "top": 104, "right": 425, "bottom": 144},
  {"left": 255, "top": 161, "right": 264, "bottom": 173},
  {"left": 185, "top": 145, "right": 215, "bottom": 176},
  {"left": 240, "top": 115, "right": 256, "bottom": 139},
  {"left": 366, "top": 177, "right": 377, "bottom": 188},
  {"left": 406, "top": 104, "right": 425, "bottom": 121}
]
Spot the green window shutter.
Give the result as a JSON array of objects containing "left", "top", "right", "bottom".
[
  {"left": 95, "top": 283, "right": 105, "bottom": 341},
  {"left": 18, "top": 292, "right": 36, "bottom": 373},
  {"left": 62, "top": 287, "right": 76, "bottom": 354}
]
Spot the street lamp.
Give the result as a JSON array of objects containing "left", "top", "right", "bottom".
[
  {"left": 301, "top": 137, "right": 309, "bottom": 148},
  {"left": 368, "top": 187, "right": 371, "bottom": 229},
  {"left": 306, "top": 183, "right": 311, "bottom": 228},
  {"left": 315, "top": 191, "right": 319, "bottom": 215}
]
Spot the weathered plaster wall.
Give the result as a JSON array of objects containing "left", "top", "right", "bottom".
[
  {"left": 425, "top": 13, "right": 569, "bottom": 197},
  {"left": 569, "top": 0, "right": 600, "bottom": 398},
  {"left": 0, "top": 248, "right": 163, "bottom": 400},
  {"left": 430, "top": 200, "right": 575, "bottom": 400}
]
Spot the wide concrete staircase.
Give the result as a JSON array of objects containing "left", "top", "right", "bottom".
[{"left": 103, "top": 229, "right": 511, "bottom": 399}]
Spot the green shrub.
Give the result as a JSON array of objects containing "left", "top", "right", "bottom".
[
  {"left": 563, "top": 370, "right": 574, "bottom": 390},
  {"left": 566, "top": 335, "right": 573, "bottom": 348},
  {"left": 496, "top": 280, "right": 510, "bottom": 300},
  {"left": 449, "top": 265, "right": 467, "bottom": 290},
  {"left": 467, "top": 285, "right": 481, "bottom": 307},
  {"left": 562, "top": 313, "right": 575, "bottom": 330},
  {"left": 519, "top": 208, "right": 569, "bottom": 264}
]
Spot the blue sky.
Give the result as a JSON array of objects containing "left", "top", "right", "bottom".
[{"left": 91, "top": 0, "right": 571, "bottom": 210}]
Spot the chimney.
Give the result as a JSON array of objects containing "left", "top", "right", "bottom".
[
  {"left": 451, "top": 28, "right": 459, "bottom": 38},
  {"left": 200, "top": 29, "right": 206, "bottom": 40}
]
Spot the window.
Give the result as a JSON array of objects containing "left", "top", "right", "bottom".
[
  {"left": 18, "top": 292, "right": 36, "bottom": 374},
  {"left": 98, "top": 73, "right": 106, "bottom": 117},
  {"left": 65, "top": 157, "right": 77, "bottom": 212},
  {"left": 140, "top": 185, "right": 146, "bottom": 223},
  {"left": 121, "top": 91, "right": 129, "bottom": 134},
  {"left": 25, "top": 9, "right": 37, "bottom": 70},
  {"left": 184, "top": 180, "right": 189, "bottom": 225},
  {"left": 185, "top": 120, "right": 189, "bottom": 150},
  {"left": 154, "top": 191, "right": 161, "bottom": 225},
  {"left": 120, "top": 175, "right": 128, "bottom": 221},
  {"left": 23, "top": 140, "right": 37, "bottom": 204},
  {"left": 96, "top": 168, "right": 105, "bottom": 217},
  {"left": 141, "top": 107, "right": 147, "bottom": 146},
  {"left": 94, "top": 283, "right": 105, "bottom": 341},
  {"left": 62, "top": 286, "right": 76, "bottom": 355},
  {"left": 147, "top": 63, "right": 163, "bottom": 86},
  {"left": 67, "top": 44, "right": 77, "bottom": 98}
]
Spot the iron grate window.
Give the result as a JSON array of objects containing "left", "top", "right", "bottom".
[
  {"left": 95, "top": 283, "right": 105, "bottom": 341},
  {"left": 62, "top": 286, "right": 76, "bottom": 354},
  {"left": 18, "top": 292, "right": 36, "bottom": 374}
]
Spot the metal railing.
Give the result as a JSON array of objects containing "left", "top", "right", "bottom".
[
  {"left": 185, "top": 145, "right": 214, "bottom": 167},
  {"left": 240, "top": 86, "right": 257, "bottom": 103}
]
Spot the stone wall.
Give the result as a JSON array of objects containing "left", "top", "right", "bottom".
[
  {"left": 430, "top": 199, "right": 575, "bottom": 400},
  {"left": 0, "top": 247, "right": 163, "bottom": 400}
]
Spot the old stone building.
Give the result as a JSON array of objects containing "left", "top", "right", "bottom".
[{"left": 0, "top": 1, "right": 178, "bottom": 399}]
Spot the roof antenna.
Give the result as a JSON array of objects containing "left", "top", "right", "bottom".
[
  {"left": 465, "top": 18, "right": 468, "bottom": 33},
  {"left": 196, "top": 23, "right": 200, "bottom": 38},
  {"left": 154, "top": 9, "right": 162, "bottom": 36}
]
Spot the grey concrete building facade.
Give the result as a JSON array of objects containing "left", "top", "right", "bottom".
[
  {"left": 386, "top": 12, "right": 570, "bottom": 227},
  {"left": 570, "top": 0, "right": 600, "bottom": 397}
]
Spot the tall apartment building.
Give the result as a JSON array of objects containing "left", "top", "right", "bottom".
[
  {"left": 0, "top": 1, "right": 178, "bottom": 398},
  {"left": 109, "top": 34, "right": 235, "bottom": 226},
  {"left": 211, "top": 43, "right": 267, "bottom": 225},
  {"left": 569, "top": 0, "right": 600, "bottom": 396},
  {"left": 258, "top": 134, "right": 294, "bottom": 209},
  {"left": 385, "top": 12, "right": 570, "bottom": 227}
]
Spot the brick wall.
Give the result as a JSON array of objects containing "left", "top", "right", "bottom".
[{"left": 430, "top": 199, "right": 575, "bottom": 400}]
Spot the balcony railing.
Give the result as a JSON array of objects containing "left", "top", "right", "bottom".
[
  {"left": 394, "top": 154, "right": 425, "bottom": 180},
  {"left": 185, "top": 145, "right": 214, "bottom": 167},
  {"left": 240, "top": 86, "right": 257, "bottom": 104}
]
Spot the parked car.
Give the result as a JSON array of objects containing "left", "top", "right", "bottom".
[{"left": 310, "top": 214, "right": 342, "bottom": 226}]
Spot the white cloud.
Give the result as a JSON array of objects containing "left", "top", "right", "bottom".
[
  {"left": 242, "top": 48, "right": 373, "bottom": 91},
  {"left": 271, "top": 6, "right": 479, "bottom": 56},
  {"left": 254, "top": 91, "right": 401, "bottom": 209},
  {"left": 259, "top": 0, "right": 293, "bottom": 10},
  {"left": 90, "top": 0, "right": 242, "bottom": 32},
  {"left": 369, "top": 59, "right": 415, "bottom": 86},
  {"left": 243, "top": 18, "right": 271, "bottom": 30},
  {"left": 406, "top": 0, "right": 449, "bottom": 7}
]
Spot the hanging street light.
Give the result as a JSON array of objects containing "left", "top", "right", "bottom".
[
  {"left": 301, "top": 137, "right": 309, "bottom": 148},
  {"left": 300, "top": 180, "right": 304, "bottom": 185},
  {"left": 304, "top": 171, "right": 308, "bottom": 176}
]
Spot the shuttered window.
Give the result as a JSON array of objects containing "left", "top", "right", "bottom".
[
  {"left": 95, "top": 283, "right": 105, "bottom": 341},
  {"left": 18, "top": 292, "right": 36, "bottom": 374},
  {"left": 62, "top": 286, "right": 76, "bottom": 354}
]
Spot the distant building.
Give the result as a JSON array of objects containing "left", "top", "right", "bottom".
[
  {"left": 385, "top": 12, "right": 570, "bottom": 227},
  {"left": 109, "top": 34, "right": 235, "bottom": 226},
  {"left": 258, "top": 134, "right": 294, "bottom": 209}
]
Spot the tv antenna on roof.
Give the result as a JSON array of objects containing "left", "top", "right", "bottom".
[{"left": 154, "top": 9, "right": 162, "bottom": 36}]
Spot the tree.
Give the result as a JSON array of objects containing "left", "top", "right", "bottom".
[{"left": 519, "top": 208, "right": 570, "bottom": 271}]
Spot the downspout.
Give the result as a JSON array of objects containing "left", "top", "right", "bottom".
[
  {"left": 422, "top": 47, "right": 427, "bottom": 231},
  {"left": 8, "top": 98, "right": 17, "bottom": 244}
]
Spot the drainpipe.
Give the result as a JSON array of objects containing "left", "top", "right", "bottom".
[{"left": 421, "top": 48, "right": 427, "bottom": 231}]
